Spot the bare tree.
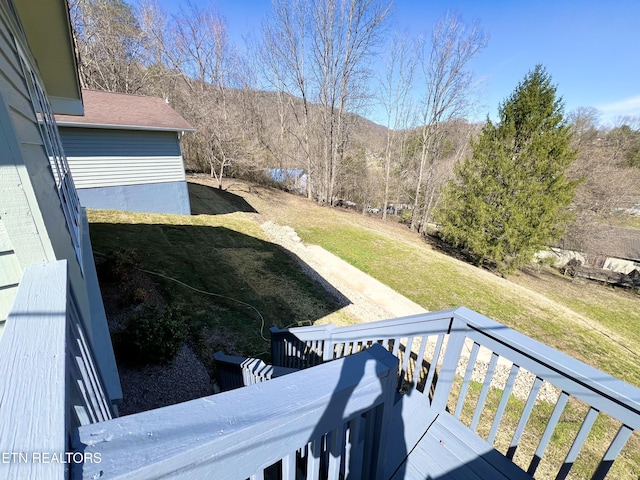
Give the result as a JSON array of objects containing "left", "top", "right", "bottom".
[
  {"left": 567, "top": 106, "right": 601, "bottom": 146},
  {"left": 410, "top": 12, "right": 487, "bottom": 232},
  {"left": 311, "top": 0, "right": 391, "bottom": 204},
  {"left": 70, "top": 0, "right": 150, "bottom": 93},
  {"left": 261, "top": 0, "right": 390, "bottom": 204},
  {"left": 137, "top": 0, "right": 185, "bottom": 99},
  {"left": 160, "top": 3, "right": 243, "bottom": 187},
  {"left": 378, "top": 33, "right": 417, "bottom": 220},
  {"left": 261, "top": 0, "right": 315, "bottom": 197}
]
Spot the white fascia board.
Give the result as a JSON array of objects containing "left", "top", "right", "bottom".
[{"left": 53, "top": 121, "right": 196, "bottom": 133}]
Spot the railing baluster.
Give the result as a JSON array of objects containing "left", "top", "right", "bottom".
[
  {"left": 528, "top": 391, "right": 569, "bottom": 476},
  {"left": 400, "top": 336, "right": 414, "bottom": 386},
  {"left": 423, "top": 334, "right": 444, "bottom": 399},
  {"left": 346, "top": 416, "right": 363, "bottom": 479},
  {"left": 454, "top": 341, "right": 480, "bottom": 419},
  {"left": 68, "top": 293, "right": 112, "bottom": 422},
  {"left": 328, "top": 424, "right": 345, "bottom": 479},
  {"left": 307, "top": 437, "right": 321, "bottom": 480},
  {"left": 66, "top": 348, "right": 98, "bottom": 425},
  {"left": 556, "top": 407, "right": 599, "bottom": 480},
  {"left": 392, "top": 337, "right": 401, "bottom": 356},
  {"left": 285, "top": 340, "right": 292, "bottom": 368},
  {"left": 591, "top": 424, "right": 634, "bottom": 480},
  {"left": 361, "top": 409, "right": 376, "bottom": 479},
  {"left": 411, "top": 336, "right": 428, "bottom": 388},
  {"left": 471, "top": 351, "right": 499, "bottom": 431},
  {"left": 282, "top": 452, "right": 296, "bottom": 479},
  {"left": 488, "top": 363, "right": 520, "bottom": 444},
  {"left": 507, "top": 376, "right": 543, "bottom": 460}
]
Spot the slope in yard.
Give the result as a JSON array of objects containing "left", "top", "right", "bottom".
[
  {"left": 89, "top": 177, "right": 640, "bottom": 413},
  {"left": 187, "top": 175, "right": 640, "bottom": 389},
  {"left": 89, "top": 176, "right": 639, "bottom": 477}
]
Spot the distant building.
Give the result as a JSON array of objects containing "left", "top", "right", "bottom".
[
  {"left": 265, "top": 168, "right": 307, "bottom": 195},
  {"left": 555, "top": 225, "right": 640, "bottom": 274},
  {"left": 55, "top": 90, "right": 195, "bottom": 215}
]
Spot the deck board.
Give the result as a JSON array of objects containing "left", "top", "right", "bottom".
[{"left": 393, "top": 412, "right": 533, "bottom": 480}]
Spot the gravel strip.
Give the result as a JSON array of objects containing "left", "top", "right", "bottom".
[
  {"left": 117, "top": 343, "right": 213, "bottom": 416},
  {"left": 261, "top": 221, "right": 393, "bottom": 322}
]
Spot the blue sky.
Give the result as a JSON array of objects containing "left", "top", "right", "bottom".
[{"left": 155, "top": 0, "right": 640, "bottom": 127}]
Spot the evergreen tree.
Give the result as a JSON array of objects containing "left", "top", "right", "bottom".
[{"left": 435, "top": 65, "right": 579, "bottom": 273}]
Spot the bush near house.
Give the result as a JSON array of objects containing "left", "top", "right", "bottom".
[{"left": 114, "top": 304, "right": 188, "bottom": 367}]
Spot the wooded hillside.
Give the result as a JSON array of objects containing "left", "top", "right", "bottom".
[{"left": 70, "top": 0, "right": 640, "bottom": 260}]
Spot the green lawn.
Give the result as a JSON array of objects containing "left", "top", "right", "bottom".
[
  {"left": 89, "top": 179, "right": 640, "bottom": 479},
  {"left": 188, "top": 178, "right": 640, "bottom": 387},
  {"left": 88, "top": 209, "right": 345, "bottom": 370},
  {"left": 290, "top": 222, "right": 640, "bottom": 388}
]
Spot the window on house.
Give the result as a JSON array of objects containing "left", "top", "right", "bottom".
[{"left": 16, "top": 42, "right": 84, "bottom": 273}]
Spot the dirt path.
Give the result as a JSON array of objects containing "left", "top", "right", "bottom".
[{"left": 261, "top": 221, "right": 426, "bottom": 323}]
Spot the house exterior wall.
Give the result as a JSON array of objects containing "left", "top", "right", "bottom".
[
  {"left": 0, "top": 0, "right": 121, "bottom": 402},
  {"left": 78, "top": 181, "right": 191, "bottom": 215},
  {"left": 60, "top": 127, "right": 181, "bottom": 157},
  {"left": 0, "top": 0, "right": 56, "bottom": 329},
  {"left": 60, "top": 127, "right": 191, "bottom": 214}
]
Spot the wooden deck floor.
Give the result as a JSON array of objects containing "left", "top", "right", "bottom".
[{"left": 391, "top": 412, "right": 533, "bottom": 480}]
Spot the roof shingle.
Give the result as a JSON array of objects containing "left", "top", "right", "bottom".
[{"left": 54, "top": 89, "right": 194, "bottom": 132}]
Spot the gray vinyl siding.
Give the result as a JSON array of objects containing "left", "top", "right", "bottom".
[
  {"left": 0, "top": 1, "right": 50, "bottom": 329},
  {"left": 59, "top": 127, "right": 181, "bottom": 157},
  {"left": 0, "top": 1, "right": 122, "bottom": 402},
  {"left": 66, "top": 156, "right": 187, "bottom": 188},
  {"left": 59, "top": 127, "right": 187, "bottom": 189}
]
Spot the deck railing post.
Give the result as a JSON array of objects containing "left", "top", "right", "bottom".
[
  {"left": 322, "top": 325, "right": 336, "bottom": 362},
  {"left": 371, "top": 345, "right": 400, "bottom": 480},
  {"left": 269, "top": 326, "right": 284, "bottom": 366},
  {"left": 430, "top": 315, "right": 468, "bottom": 412}
]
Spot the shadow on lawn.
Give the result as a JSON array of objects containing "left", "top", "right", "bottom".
[
  {"left": 89, "top": 221, "right": 351, "bottom": 364},
  {"left": 188, "top": 181, "right": 258, "bottom": 215}
]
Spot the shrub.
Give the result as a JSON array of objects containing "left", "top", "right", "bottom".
[
  {"left": 115, "top": 303, "right": 188, "bottom": 367},
  {"left": 96, "top": 248, "right": 142, "bottom": 283}
]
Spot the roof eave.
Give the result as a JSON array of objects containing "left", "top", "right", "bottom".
[
  {"left": 14, "top": 0, "right": 83, "bottom": 115},
  {"left": 55, "top": 121, "right": 196, "bottom": 133}
]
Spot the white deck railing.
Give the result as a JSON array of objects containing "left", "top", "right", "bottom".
[
  {"left": 271, "top": 307, "right": 640, "bottom": 479},
  {"left": 74, "top": 345, "right": 398, "bottom": 480},
  {"left": 213, "top": 350, "right": 299, "bottom": 391},
  {"left": 0, "top": 261, "right": 112, "bottom": 480}
]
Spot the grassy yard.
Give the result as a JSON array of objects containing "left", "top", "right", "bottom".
[
  {"left": 88, "top": 208, "right": 345, "bottom": 372},
  {"left": 93, "top": 178, "right": 640, "bottom": 388},
  {"left": 221, "top": 178, "right": 640, "bottom": 388},
  {"left": 89, "top": 178, "right": 639, "bottom": 479},
  {"left": 296, "top": 222, "right": 640, "bottom": 386}
]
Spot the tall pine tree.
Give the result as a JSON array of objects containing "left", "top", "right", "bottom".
[{"left": 435, "top": 65, "right": 579, "bottom": 273}]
